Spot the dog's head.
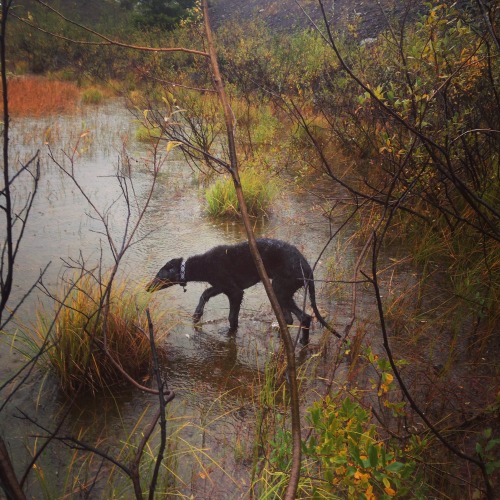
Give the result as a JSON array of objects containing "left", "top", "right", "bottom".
[{"left": 146, "top": 258, "right": 183, "bottom": 292}]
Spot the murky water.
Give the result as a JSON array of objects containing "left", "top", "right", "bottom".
[{"left": 1, "top": 101, "right": 347, "bottom": 497}]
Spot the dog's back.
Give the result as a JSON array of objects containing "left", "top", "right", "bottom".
[{"left": 200, "top": 238, "right": 312, "bottom": 290}]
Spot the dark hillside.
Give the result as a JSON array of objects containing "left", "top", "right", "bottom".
[{"left": 208, "top": 0, "right": 423, "bottom": 38}]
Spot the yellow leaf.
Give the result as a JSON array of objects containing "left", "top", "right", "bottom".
[
  {"left": 354, "top": 470, "right": 370, "bottom": 482},
  {"left": 385, "top": 486, "right": 397, "bottom": 496},
  {"left": 365, "top": 484, "right": 376, "bottom": 500},
  {"left": 166, "top": 141, "right": 181, "bottom": 153}
]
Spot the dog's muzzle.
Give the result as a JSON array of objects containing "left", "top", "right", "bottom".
[{"left": 146, "top": 278, "right": 173, "bottom": 292}]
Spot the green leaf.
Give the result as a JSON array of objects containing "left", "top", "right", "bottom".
[
  {"left": 485, "top": 438, "right": 500, "bottom": 452},
  {"left": 368, "top": 444, "right": 379, "bottom": 467},
  {"left": 350, "top": 442, "right": 361, "bottom": 466},
  {"left": 486, "top": 462, "right": 500, "bottom": 475},
  {"left": 386, "top": 461, "right": 405, "bottom": 473}
]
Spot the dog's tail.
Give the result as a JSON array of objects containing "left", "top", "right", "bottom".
[{"left": 308, "top": 279, "right": 342, "bottom": 339}]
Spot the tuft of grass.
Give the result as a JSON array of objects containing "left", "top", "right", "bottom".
[
  {"left": 2, "top": 76, "right": 80, "bottom": 116},
  {"left": 81, "top": 87, "right": 104, "bottom": 105},
  {"left": 135, "top": 124, "right": 162, "bottom": 142},
  {"left": 205, "top": 168, "right": 280, "bottom": 218},
  {"left": 29, "top": 274, "right": 166, "bottom": 394}
]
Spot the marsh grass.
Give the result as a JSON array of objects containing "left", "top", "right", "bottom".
[
  {"left": 205, "top": 167, "right": 280, "bottom": 218},
  {"left": 398, "top": 214, "right": 500, "bottom": 349},
  {"left": 28, "top": 274, "right": 166, "bottom": 394},
  {"left": 3, "top": 76, "right": 81, "bottom": 116}
]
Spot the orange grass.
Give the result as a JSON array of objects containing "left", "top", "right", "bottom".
[{"left": 1, "top": 76, "right": 81, "bottom": 116}]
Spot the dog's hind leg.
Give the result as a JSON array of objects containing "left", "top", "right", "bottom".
[
  {"left": 289, "top": 300, "right": 312, "bottom": 345},
  {"left": 193, "top": 286, "right": 222, "bottom": 323},
  {"left": 272, "top": 279, "right": 295, "bottom": 326}
]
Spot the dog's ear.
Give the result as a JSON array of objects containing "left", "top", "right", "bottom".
[{"left": 146, "top": 258, "right": 182, "bottom": 292}]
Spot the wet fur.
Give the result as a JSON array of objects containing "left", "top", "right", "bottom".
[{"left": 147, "top": 238, "right": 338, "bottom": 344}]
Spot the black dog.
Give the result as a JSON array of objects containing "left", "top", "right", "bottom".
[{"left": 146, "top": 238, "right": 339, "bottom": 344}]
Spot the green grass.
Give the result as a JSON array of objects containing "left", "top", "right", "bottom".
[{"left": 205, "top": 168, "right": 280, "bottom": 218}]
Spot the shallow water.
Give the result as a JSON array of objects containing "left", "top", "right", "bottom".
[{"left": 1, "top": 101, "right": 347, "bottom": 497}]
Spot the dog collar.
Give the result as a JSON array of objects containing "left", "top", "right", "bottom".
[{"left": 180, "top": 260, "right": 187, "bottom": 291}]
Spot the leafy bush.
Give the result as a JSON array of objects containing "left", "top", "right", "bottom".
[
  {"left": 263, "top": 394, "right": 425, "bottom": 499},
  {"left": 303, "top": 395, "right": 423, "bottom": 498},
  {"left": 131, "top": 0, "right": 197, "bottom": 31}
]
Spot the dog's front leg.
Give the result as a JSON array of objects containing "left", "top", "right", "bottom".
[
  {"left": 193, "top": 286, "right": 222, "bottom": 323},
  {"left": 227, "top": 289, "right": 244, "bottom": 331}
]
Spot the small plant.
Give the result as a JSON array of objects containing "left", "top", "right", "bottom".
[
  {"left": 29, "top": 274, "right": 166, "bottom": 394},
  {"left": 205, "top": 167, "right": 280, "bottom": 218}
]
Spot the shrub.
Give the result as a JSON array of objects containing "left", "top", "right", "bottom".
[
  {"left": 302, "top": 395, "right": 423, "bottom": 498},
  {"left": 205, "top": 167, "right": 280, "bottom": 218},
  {"left": 262, "top": 394, "right": 425, "bottom": 499}
]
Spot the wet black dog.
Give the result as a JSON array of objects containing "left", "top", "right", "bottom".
[{"left": 146, "top": 238, "right": 339, "bottom": 344}]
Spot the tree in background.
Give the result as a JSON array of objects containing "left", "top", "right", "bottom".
[{"left": 122, "top": 0, "right": 197, "bottom": 30}]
